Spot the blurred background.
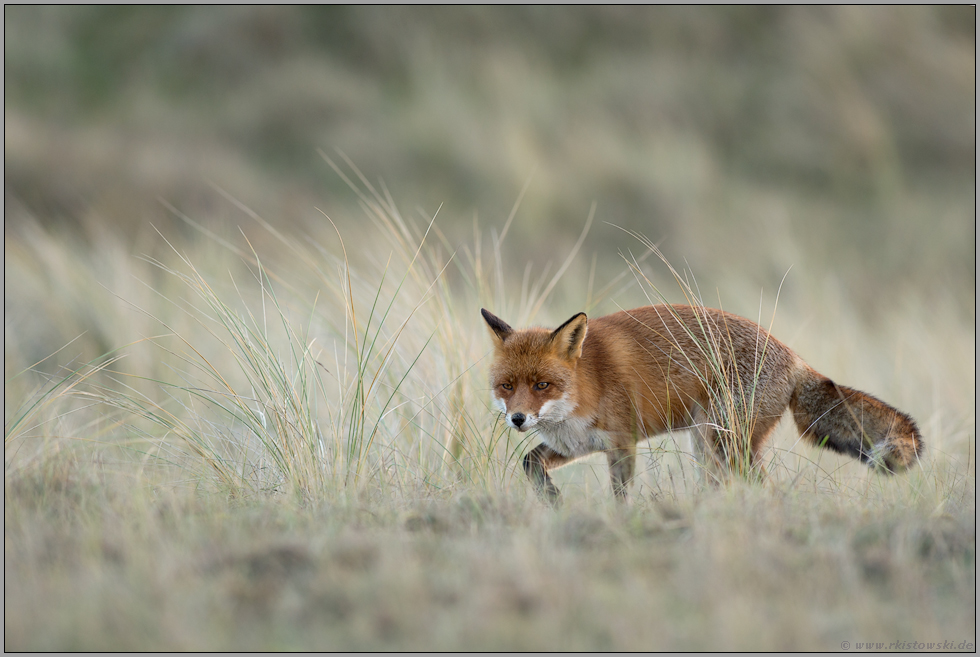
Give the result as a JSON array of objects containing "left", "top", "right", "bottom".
[
  {"left": 4, "top": 5, "right": 976, "bottom": 370},
  {"left": 5, "top": 11, "right": 975, "bottom": 651}
]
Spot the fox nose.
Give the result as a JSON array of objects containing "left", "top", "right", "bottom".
[{"left": 511, "top": 413, "right": 526, "bottom": 428}]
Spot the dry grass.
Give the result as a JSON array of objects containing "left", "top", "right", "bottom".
[
  {"left": 5, "top": 167, "right": 975, "bottom": 650},
  {"left": 4, "top": 7, "right": 974, "bottom": 651},
  {"left": 4, "top": 459, "right": 974, "bottom": 651}
]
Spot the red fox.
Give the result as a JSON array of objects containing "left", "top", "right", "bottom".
[{"left": 481, "top": 305, "right": 922, "bottom": 503}]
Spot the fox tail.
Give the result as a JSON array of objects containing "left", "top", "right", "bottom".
[{"left": 790, "top": 365, "right": 923, "bottom": 472}]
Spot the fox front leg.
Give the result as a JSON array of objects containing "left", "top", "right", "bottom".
[
  {"left": 523, "top": 443, "right": 570, "bottom": 507},
  {"left": 606, "top": 446, "right": 636, "bottom": 501}
]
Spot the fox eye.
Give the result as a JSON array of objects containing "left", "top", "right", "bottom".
[
  {"left": 535, "top": 382, "right": 549, "bottom": 390},
  {"left": 501, "top": 383, "right": 513, "bottom": 391}
]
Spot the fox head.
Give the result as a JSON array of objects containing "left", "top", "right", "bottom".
[{"left": 481, "top": 308, "right": 588, "bottom": 432}]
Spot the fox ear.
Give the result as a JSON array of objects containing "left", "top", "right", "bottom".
[
  {"left": 481, "top": 308, "right": 513, "bottom": 345},
  {"left": 550, "top": 312, "right": 588, "bottom": 361}
]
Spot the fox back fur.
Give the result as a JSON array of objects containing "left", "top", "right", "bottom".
[{"left": 481, "top": 305, "right": 922, "bottom": 503}]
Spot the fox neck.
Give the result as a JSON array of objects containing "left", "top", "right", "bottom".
[
  {"left": 533, "top": 364, "right": 610, "bottom": 458},
  {"left": 560, "top": 340, "right": 603, "bottom": 422},
  {"left": 528, "top": 356, "right": 604, "bottom": 431}
]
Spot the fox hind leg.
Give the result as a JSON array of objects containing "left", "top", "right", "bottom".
[
  {"left": 690, "top": 409, "right": 725, "bottom": 486},
  {"left": 691, "top": 404, "right": 777, "bottom": 483}
]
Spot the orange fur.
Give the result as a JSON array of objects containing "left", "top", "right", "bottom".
[{"left": 482, "top": 305, "right": 922, "bottom": 504}]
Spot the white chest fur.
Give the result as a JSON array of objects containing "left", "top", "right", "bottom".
[{"left": 537, "top": 415, "right": 609, "bottom": 458}]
